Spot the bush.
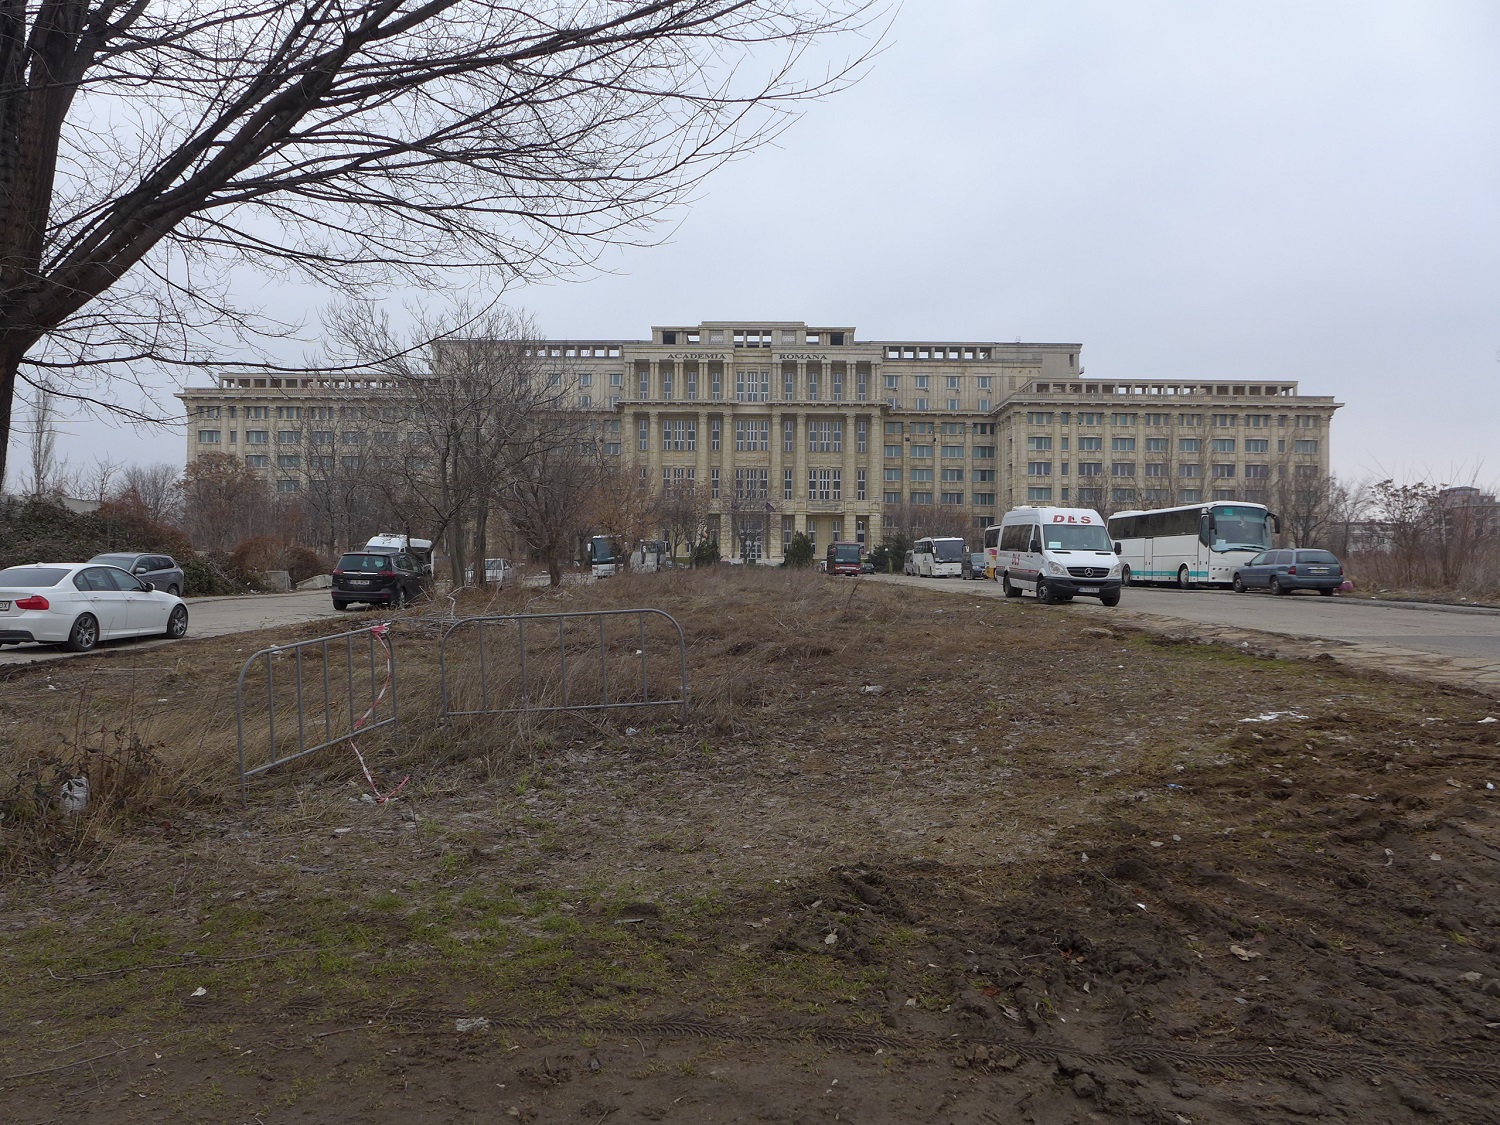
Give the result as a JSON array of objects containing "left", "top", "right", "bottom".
[
  {"left": 783, "top": 532, "right": 815, "bottom": 568},
  {"left": 181, "top": 555, "right": 238, "bottom": 597},
  {"left": 692, "top": 539, "right": 721, "bottom": 568}
]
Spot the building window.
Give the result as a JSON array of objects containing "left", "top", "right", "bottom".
[
  {"left": 910, "top": 444, "right": 933, "bottom": 458},
  {"left": 198, "top": 429, "right": 221, "bottom": 443},
  {"left": 783, "top": 369, "right": 796, "bottom": 400},
  {"left": 1246, "top": 413, "right": 1270, "bottom": 428},
  {"left": 941, "top": 467, "right": 964, "bottom": 482},
  {"left": 638, "top": 418, "right": 649, "bottom": 451},
  {"left": 884, "top": 467, "right": 901, "bottom": 482},
  {"left": 782, "top": 515, "right": 796, "bottom": 551},
  {"left": 1078, "top": 436, "right": 1102, "bottom": 451},
  {"left": 857, "top": 468, "right": 867, "bottom": 501},
  {"left": 784, "top": 467, "right": 794, "bottom": 500},
  {"left": 1244, "top": 463, "right": 1270, "bottom": 479},
  {"left": 277, "top": 479, "right": 299, "bottom": 493},
  {"left": 910, "top": 491, "right": 932, "bottom": 505},
  {"left": 246, "top": 430, "right": 269, "bottom": 445},
  {"left": 884, "top": 491, "right": 901, "bottom": 504},
  {"left": 1112, "top": 488, "right": 1137, "bottom": 504},
  {"left": 1212, "top": 464, "right": 1236, "bottom": 478},
  {"left": 973, "top": 492, "right": 995, "bottom": 506},
  {"left": 972, "top": 445, "right": 995, "bottom": 459},
  {"left": 736, "top": 369, "right": 769, "bottom": 402},
  {"left": 856, "top": 418, "right": 868, "bottom": 453},
  {"left": 1246, "top": 438, "right": 1269, "bottom": 453},
  {"left": 711, "top": 417, "right": 722, "bottom": 452},
  {"left": 662, "top": 419, "right": 696, "bottom": 451},
  {"left": 783, "top": 418, "right": 795, "bottom": 452},
  {"left": 277, "top": 454, "right": 300, "bottom": 469},
  {"left": 1179, "top": 463, "right": 1200, "bottom": 477},
  {"left": 1211, "top": 438, "right": 1235, "bottom": 453},
  {"left": 711, "top": 368, "right": 722, "bottom": 400},
  {"left": 735, "top": 419, "right": 769, "bottom": 451},
  {"left": 1027, "top": 435, "right": 1053, "bottom": 452},
  {"left": 910, "top": 467, "right": 933, "bottom": 482},
  {"left": 1294, "top": 439, "right": 1319, "bottom": 454},
  {"left": 1295, "top": 414, "right": 1318, "bottom": 428},
  {"left": 638, "top": 368, "right": 649, "bottom": 398},
  {"left": 973, "top": 469, "right": 995, "bottom": 483},
  {"left": 1078, "top": 412, "right": 1104, "bottom": 426},
  {"left": 309, "top": 430, "right": 333, "bottom": 445},
  {"left": 1026, "top": 412, "right": 1053, "bottom": 425},
  {"left": 662, "top": 367, "right": 674, "bottom": 400},
  {"left": 1144, "top": 413, "right": 1169, "bottom": 427},
  {"left": 1295, "top": 463, "right": 1320, "bottom": 478},
  {"left": 940, "top": 444, "right": 965, "bottom": 459},
  {"left": 1212, "top": 413, "right": 1237, "bottom": 428},
  {"left": 1145, "top": 462, "right": 1167, "bottom": 477},
  {"left": 711, "top": 467, "right": 720, "bottom": 498},
  {"left": 1111, "top": 413, "right": 1137, "bottom": 426},
  {"left": 1111, "top": 462, "right": 1135, "bottom": 477},
  {"left": 1178, "top": 413, "right": 1201, "bottom": 427},
  {"left": 832, "top": 368, "right": 845, "bottom": 401},
  {"left": 857, "top": 369, "right": 868, "bottom": 401},
  {"left": 1145, "top": 437, "right": 1168, "bottom": 452},
  {"left": 1179, "top": 488, "right": 1202, "bottom": 502},
  {"left": 807, "top": 420, "right": 843, "bottom": 453},
  {"left": 1178, "top": 437, "right": 1200, "bottom": 452},
  {"left": 1027, "top": 462, "right": 1052, "bottom": 476},
  {"left": 1111, "top": 436, "right": 1136, "bottom": 452},
  {"left": 244, "top": 454, "right": 268, "bottom": 467},
  {"left": 735, "top": 467, "right": 769, "bottom": 499},
  {"left": 807, "top": 369, "right": 820, "bottom": 400},
  {"left": 686, "top": 369, "right": 698, "bottom": 400},
  {"left": 884, "top": 444, "right": 902, "bottom": 458},
  {"left": 1078, "top": 462, "right": 1103, "bottom": 477},
  {"left": 808, "top": 467, "right": 842, "bottom": 501},
  {"left": 1027, "top": 486, "right": 1053, "bottom": 502}
]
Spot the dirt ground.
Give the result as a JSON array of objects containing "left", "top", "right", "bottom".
[{"left": 3, "top": 569, "right": 1500, "bottom": 1124}]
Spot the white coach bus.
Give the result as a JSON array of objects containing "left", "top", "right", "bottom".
[
  {"left": 911, "top": 536, "right": 966, "bottom": 578},
  {"left": 1107, "top": 501, "right": 1280, "bottom": 589}
]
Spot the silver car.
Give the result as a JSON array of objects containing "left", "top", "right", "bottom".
[{"left": 89, "top": 553, "right": 185, "bottom": 597}]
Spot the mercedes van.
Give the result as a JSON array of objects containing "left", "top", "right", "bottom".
[{"left": 985, "top": 506, "right": 1122, "bottom": 606}]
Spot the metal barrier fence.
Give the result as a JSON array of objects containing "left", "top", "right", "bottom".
[
  {"left": 235, "top": 623, "right": 398, "bottom": 805},
  {"left": 439, "top": 609, "right": 687, "bottom": 720}
]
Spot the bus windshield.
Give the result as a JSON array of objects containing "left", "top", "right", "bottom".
[
  {"left": 1211, "top": 506, "right": 1273, "bottom": 552},
  {"left": 933, "top": 540, "right": 966, "bottom": 562},
  {"left": 833, "top": 544, "right": 861, "bottom": 563},
  {"left": 1043, "top": 524, "right": 1113, "bottom": 552},
  {"left": 589, "top": 536, "right": 616, "bottom": 563}
]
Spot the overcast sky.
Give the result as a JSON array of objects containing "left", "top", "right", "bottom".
[{"left": 24, "top": 0, "right": 1500, "bottom": 490}]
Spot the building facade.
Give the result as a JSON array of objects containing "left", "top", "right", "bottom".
[{"left": 177, "top": 319, "right": 1342, "bottom": 561}]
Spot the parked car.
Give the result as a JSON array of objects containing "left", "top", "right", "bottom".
[
  {"left": 0, "top": 563, "right": 189, "bottom": 652},
  {"left": 860, "top": 559, "right": 875, "bottom": 575},
  {"left": 1231, "top": 549, "right": 1345, "bottom": 595},
  {"left": 484, "top": 558, "right": 513, "bottom": 586},
  {"left": 88, "top": 552, "right": 185, "bottom": 597},
  {"left": 961, "top": 551, "right": 987, "bottom": 580},
  {"left": 903, "top": 549, "right": 916, "bottom": 576},
  {"left": 331, "top": 551, "right": 426, "bottom": 610}
]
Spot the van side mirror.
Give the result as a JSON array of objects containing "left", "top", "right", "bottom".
[
  {"left": 1271, "top": 513, "right": 1282, "bottom": 533},
  {"left": 1114, "top": 542, "right": 1122, "bottom": 555}
]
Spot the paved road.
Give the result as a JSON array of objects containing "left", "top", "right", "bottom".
[
  {"left": 0, "top": 588, "right": 345, "bottom": 667},
  {"left": 870, "top": 573, "right": 1500, "bottom": 691}
]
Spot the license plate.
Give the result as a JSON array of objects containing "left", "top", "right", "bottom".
[
  {"left": 349, "top": 580, "right": 370, "bottom": 586},
  {"left": 1308, "top": 568, "right": 1328, "bottom": 574},
  {"left": 0, "top": 601, "right": 9, "bottom": 611}
]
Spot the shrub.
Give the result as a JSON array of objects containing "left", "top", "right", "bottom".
[
  {"left": 783, "top": 532, "right": 815, "bottom": 568},
  {"left": 182, "top": 555, "right": 238, "bottom": 597},
  {"left": 692, "top": 539, "right": 721, "bottom": 568}
]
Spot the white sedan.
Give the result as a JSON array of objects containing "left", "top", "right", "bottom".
[{"left": 0, "top": 563, "right": 190, "bottom": 652}]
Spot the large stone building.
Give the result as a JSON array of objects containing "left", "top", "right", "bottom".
[{"left": 177, "top": 319, "right": 1341, "bottom": 561}]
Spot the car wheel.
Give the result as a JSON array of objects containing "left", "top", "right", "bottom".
[
  {"left": 1002, "top": 572, "right": 1022, "bottom": 598},
  {"left": 1232, "top": 575, "right": 1245, "bottom": 593},
  {"left": 1270, "top": 577, "right": 1286, "bottom": 596},
  {"left": 1036, "top": 578, "right": 1056, "bottom": 605},
  {"left": 332, "top": 599, "right": 349, "bottom": 611},
  {"left": 1120, "top": 565, "right": 1132, "bottom": 587},
  {"left": 1319, "top": 587, "right": 1335, "bottom": 596},
  {"left": 395, "top": 587, "right": 409, "bottom": 609},
  {"left": 65, "top": 614, "right": 99, "bottom": 653},
  {"left": 164, "top": 604, "right": 189, "bottom": 639},
  {"left": 1177, "top": 565, "right": 1192, "bottom": 590},
  {"left": 1099, "top": 590, "right": 1121, "bottom": 607},
  {"left": 167, "top": 584, "right": 181, "bottom": 597}
]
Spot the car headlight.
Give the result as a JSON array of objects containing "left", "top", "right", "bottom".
[{"left": 1047, "top": 561, "right": 1067, "bottom": 576}]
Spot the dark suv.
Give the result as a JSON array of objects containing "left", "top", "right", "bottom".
[
  {"left": 332, "top": 552, "right": 425, "bottom": 610},
  {"left": 88, "top": 553, "right": 185, "bottom": 596}
]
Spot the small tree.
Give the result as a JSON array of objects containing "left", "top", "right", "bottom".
[
  {"left": 784, "top": 531, "right": 815, "bottom": 568},
  {"left": 691, "top": 539, "right": 722, "bottom": 568}
]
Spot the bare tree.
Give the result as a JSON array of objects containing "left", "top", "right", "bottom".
[
  {"left": 181, "top": 453, "right": 276, "bottom": 553},
  {"left": 0, "top": 1, "right": 881, "bottom": 485},
  {"left": 588, "top": 463, "right": 662, "bottom": 563},
  {"left": 20, "top": 385, "right": 59, "bottom": 497},
  {"left": 504, "top": 436, "right": 601, "bottom": 586},
  {"left": 660, "top": 478, "right": 711, "bottom": 561},
  {"left": 113, "top": 463, "right": 183, "bottom": 524}
]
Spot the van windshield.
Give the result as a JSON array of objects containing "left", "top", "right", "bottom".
[
  {"left": 933, "top": 540, "right": 965, "bottom": 562},
  {"left": 1044, "top": 525, "right": 1113, "bottom": 552}
]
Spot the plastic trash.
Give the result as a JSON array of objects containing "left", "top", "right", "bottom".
[{"left": 59, "top": 777, "right": 89, "bottom": 813}]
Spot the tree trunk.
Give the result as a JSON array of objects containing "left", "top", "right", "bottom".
[{"left": 472, "top": 501, "right": 490, "bottom": 588}]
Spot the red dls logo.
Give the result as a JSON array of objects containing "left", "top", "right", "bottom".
[{"left": 1051, "top": 514, "right": 1092, "bottom": 524}]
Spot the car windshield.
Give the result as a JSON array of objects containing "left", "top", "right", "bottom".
[
  {"left": 1296, "top": 550, "right": 1340, "bottom": 564},
  {"left": 933, "top": 540, "right": 966, "bottom": 562},
  {"left": 1043, "top": 525, "right": 1112, "bottom": 551},
  {"left": 1211, "top": 506, "right": 1273, "bottom": 552},
  {"left": 338, "top": 553, "right": 391, "bottom": 572},
  {"left": 0, "top": 566, "right": 70, "bottom": 587}
]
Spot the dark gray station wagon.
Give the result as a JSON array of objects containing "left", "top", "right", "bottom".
[{"left": 1231, "top": 549, "right": 1345, "bottom": 595}]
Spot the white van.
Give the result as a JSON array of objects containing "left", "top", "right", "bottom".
[{"left": 984, "top": 506, "right": 1122, "bottom": 606}]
